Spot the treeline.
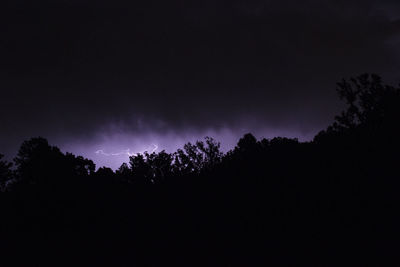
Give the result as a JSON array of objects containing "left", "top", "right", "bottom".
[{"left": 0, "top": 74, "right": 400, "bottom": 266}]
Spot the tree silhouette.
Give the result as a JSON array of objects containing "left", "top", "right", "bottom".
[
  {"left": 334, "top": 73, "right": 400, "bottom": 131},
  {"left": 96, "top": 166, "right": 115, "bottom": 177},
  {"left": 173, "top": 137, "right": 223, "bottom": 174},
  {"left": 13, "top": 137, "right": 95, "bottom": 187},
  {"left": 236, "top": 133, "right": 258, "bottom": 152},
  {"left": 0, "top": 154, "right": 12, "bottom": 191},
  {"left": 128, "top": 153, "right": 153, "bottom": 184},
  {"left": 64, "top": 152, "right": 96, "bottom": 177},
  {"left": 315, "top": 74, "right": 400, "bottom": 147},
  {"left": 13, "top": 137, "right": 64, "bottom": 185},
  {"left": 116, "top": 162, "right": 132, "bottom": 183},
  {"left": 145, "top": 150, "right": 174, "bottom": 180}
]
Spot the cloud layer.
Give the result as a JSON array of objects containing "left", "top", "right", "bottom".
[{"left": 1, "top": 0, "right": 399, "bottom": 168}]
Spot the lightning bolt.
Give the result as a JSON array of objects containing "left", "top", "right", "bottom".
[
  {"left": 95, "top": 144, "right": 158, "bottom": 157},
  {"left": 95, "top": 149, "right": 134, "bottom": 157},
  {"left": 95, "top": 150, "right": 111, "bottom": 156},
  {"left": 151, "top": 144, "right": 158, "bottom": 153}
]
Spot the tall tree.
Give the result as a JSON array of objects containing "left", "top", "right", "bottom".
[{"left": 14, "top": 137, "right": 64, "bottom": 185}]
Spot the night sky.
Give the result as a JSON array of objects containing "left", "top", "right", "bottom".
[{"left": 1, "top": 0, "right": 399, "bottom": 169}]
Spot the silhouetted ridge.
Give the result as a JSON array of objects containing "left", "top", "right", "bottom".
[{"left": 0, "top": 74, "right": 399, "bottom": 266}]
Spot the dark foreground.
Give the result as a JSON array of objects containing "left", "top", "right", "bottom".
[{"left": 1, "top": 74, "right": 400, "bottom": 266}]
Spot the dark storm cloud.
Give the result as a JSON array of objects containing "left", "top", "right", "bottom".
[{"left": 1, "top": 0, "right": 400, "bottom": 164}]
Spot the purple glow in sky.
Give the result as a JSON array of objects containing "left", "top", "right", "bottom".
[
  {"left": 1, "top": 0, "right": 399, "bottom": 170},
  {"left": 58, "top": 125, "right": 317, "bottom": 170}
]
